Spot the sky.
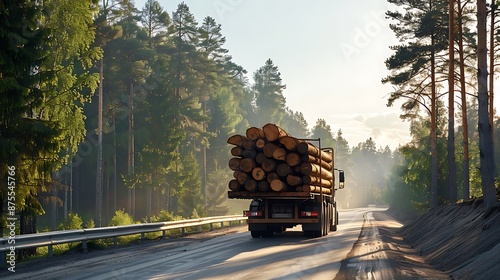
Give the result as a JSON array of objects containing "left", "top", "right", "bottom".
[{"left": 135, "top": 0, "right": 500, "bottom": 151}]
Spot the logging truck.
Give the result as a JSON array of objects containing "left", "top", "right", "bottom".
[{"left": 227, "top": 124, "right": 345, "bottom": 238}]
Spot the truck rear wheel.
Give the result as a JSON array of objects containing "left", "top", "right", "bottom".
[
  {"left": 330, "top": 209, "right": 338, "bottom": 231},
  {"left": 261, "top": 227, "right": 274, "bottom": 237},
  {"left": 251, "top": 231, "right": 261, "bottom": 238}
]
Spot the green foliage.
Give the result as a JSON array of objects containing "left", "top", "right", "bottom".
[
  {"left": 0, "top": 0, "right": 101, "bottom": 232},
  {"left": 57, "top": 212, "right": 83, "bottom": 230},
  {"left": 178, "top": 152, "right": 203, "bottom": 217},
  {"left": 311, "top": 119, "right": 335, "bottom": 148},
  {"left": 85, "top": 219, "right": 96, "bottom": 229},
  {"left": 150, "top": 210, "right": 182, "bottom": 222},
  {"left": 252, "top": 59, "right": 287, "bottom": 125},
  {"left": 109, "top": 210, "right": 135, "bottom": 226},
  {"left": 206, "top": 166, "right": 230, "bottom": 216},
  {"left": 280, "top": 108, "right": 310, "bottom": 138}
]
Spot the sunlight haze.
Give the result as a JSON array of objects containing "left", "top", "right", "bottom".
[{"left": 136, "top": 0, "right": 500, "bottom": 150}]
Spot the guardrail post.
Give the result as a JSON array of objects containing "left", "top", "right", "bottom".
[
  {"left": 162, "top": 230, "right": 166, "bottom": 239},
  {"left": 210, "top": 223, "right": 213, "bottom": 231},
  {"left": 48, "top": 245, "right": 53, "bottom": 257},
  {"left": 141, "top": 232, "right": 145, "bottom": 240},
  {"left": 113, "top": 237, "right": 118, "bottom": 247},
  {"left": 181, "top": 228, "right": 185, "bottom": 237},
  {"left": 220, "top": 222, "right": 224, "bottom": 228},
  {"left": 82, "top": 241, "right": 88, "bottom": 253}
]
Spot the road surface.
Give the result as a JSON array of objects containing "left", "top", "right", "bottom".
[{"left": 2, "top": 208, "right": 390, "bottom": 280}]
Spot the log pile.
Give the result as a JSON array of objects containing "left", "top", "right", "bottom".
[{"left": 227, "top": 123, "right": 335, "bottom": 194}]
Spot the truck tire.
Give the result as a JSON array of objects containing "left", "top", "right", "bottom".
[
  {"left": 261, "top": 226, "right": 274, "bottom": 237},
  {"left": 322, "top": 202, "right": 328, "bottom": 236},
  {"left": 251, "top": 231, "right": 261, "bottom": 238},
  {"left": 330, "top": 209, "right": 338, "bottom": 231}
]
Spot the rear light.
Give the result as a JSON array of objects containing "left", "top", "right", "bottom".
[
  {"left": 301, "top": 211, "right": 318, "bottom": 217},
  {"left": 244, "top": 211, "right": 263, "bottom": 217}
]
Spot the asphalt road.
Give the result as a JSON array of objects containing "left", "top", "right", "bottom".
[{"left": 3, "top": 208, "right": 383, "bottom": 280}]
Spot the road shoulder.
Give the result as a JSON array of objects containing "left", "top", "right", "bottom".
[{"left": 335, "top": 209, "right": 449, "bottom": 279}]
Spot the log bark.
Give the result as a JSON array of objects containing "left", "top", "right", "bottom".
[
  {"left": 279, "top": 135, "right": 302, "bottom": 151},
  {"left": 286, "top": 152, "right": 302, "bottom": 167},
  {"left": 263, "top": 142, "right": 279, "bottom": 158},
  {"left": 231, "top": 146, "right": 243, "bottom": 157},
  {"left": 276, "top": 163, "right": 293, "bottom": 177},
  {"left": 263, "top": 123, "right": 289, "bottom": 141},
  {"left": 301, "top": 154, "right": 332, "bottom": 171},
  {"left": 299, "top": 162, "right": 333, "bottom": 180},
  {"left": 270, "top": 179, "right": 289, "bottom": 192},
  {"left": 258, "top": 181, "right": 271, "bottom": 192},
  {"left": 246, "top": 126, "right": 265, "bottom": 140},
  {"left": 255, "top": 152, "right": 267, "bottom": 164},
  {"left": 266, "top": 172, "right": 280, "bottom": 184},
  {"left": 239, "top": 158, "right": 256, "bottom": 173},
  {"left": 286, "top": 175, "right": 303, "bottom": 186},
  {"left": 252, "top": 167, "right": 266, "bottom": 181},
  {"left": 301, "top": 185, "right": 332, "bottom": 195},
  {"left": 234, "top": 170, "right": 250, "bottom": 185},
  {"left": 272, "top": 147, "right": 287, "bottom": 161},
  {"left": 242, "top": 138, "right": 255, "bottom": 150},
  {"left": 228, "top": 180, "right": 242, "bottom": 191},
  {"left": 228, "top": 157, "right": 241, "bottom": 171},
  {"left": 227, "top": 134, "right": 247, "bottom": 146},
  {"left": 245, "top": 179, "right": 258, "bottom": 192},
  {"left": 262, "top": 158, "right": 277, "bottom": 172},
  {"left": 242, "top": 149, "right": 257, "bottom": 159},
  {"left": 227, "top": 127, "right": 338, "bottom": 194},
  {"left": 255, "top": 138, "right": 266, "bottom": 150},
  {"left": 301, "top": 175, "right": 332, "bottom": 188},
  {"left": 297, "top": 142, "right": 333, "bottom": 163}
]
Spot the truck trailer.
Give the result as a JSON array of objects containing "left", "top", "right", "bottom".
[{"left": 227, "top": 126, "right": 345, "bottom": 238}]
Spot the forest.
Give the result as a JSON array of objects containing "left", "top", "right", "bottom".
[{"left": 1, "top": 0, "right": 499, "bottom": 237}]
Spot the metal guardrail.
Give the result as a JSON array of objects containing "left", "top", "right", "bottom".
[{"left": 0, "top": 215, "right": 247, "bottom": 267}]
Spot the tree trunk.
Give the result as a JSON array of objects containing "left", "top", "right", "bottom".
[
  {"left": 96, "top": 58, "right": 104, "bottom": 226},
  {"left": 458, "top": 3, "right": 470, "bottom": 200},
  {"left": 128, "top": 82, "right": 135, "bottom": 218},
  {"left": 447, "top": 0, "right": 457, "bottom": 203},
  {"left": 477, "top": 0, "right": 499, "bottom": 214},
  {"left": 430, "top": 31, "right": 439, "bottom": 209},
  {"left": 113, "top": 116, "right": 117, "bottom": 215},
  {"left": 489, "top": 3, "right": 496, "bottom": 142}
]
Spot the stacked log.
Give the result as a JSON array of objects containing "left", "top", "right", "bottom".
[{"left": 227, "top": 124, "right": 335, "bottom": 195}]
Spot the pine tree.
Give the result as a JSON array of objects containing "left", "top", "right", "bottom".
[
  {"left": 0, "top": 0, "right": 101, "bottom": 238},
  {"left": 280, "top": 108, "right": 309, "bottom": 138},
  {"left": 384, "top": 0, "right": 449, "bottom": 208},
  {"left": 252, "top": 59, "right": 286, "bottom": 125},
  {"left": 476, "top": 0, "right": 499, "bottom": 215}
]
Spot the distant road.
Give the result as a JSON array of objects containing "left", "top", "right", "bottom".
[{"left": 3, "top": 208, "right": 388, "bottom": 280}]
